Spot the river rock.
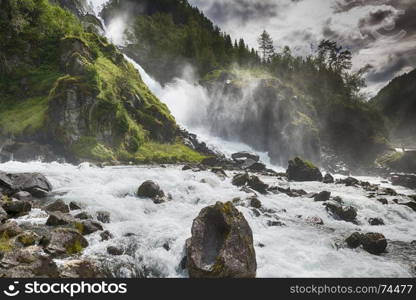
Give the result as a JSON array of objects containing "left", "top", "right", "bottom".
[
  {"left": 286, "top": 157, "right": 323, "bottom": 182},
  {"left": 323, "top": 173, "right": 335, "bottom": 184},
  {"left": 306, "top": 216, "right": 324, "bottom": 225},
  {"left": 45, "top": 199, "right": 70, "bottom": 213},
  {"left": 369, "top": 218, "right": 385, "bottom": 226},
  {"left": 247, "top": 175, "right": 268, "bottom": 194},
  {"left": 314, "top": 191, "right": 331, "bottom": 202},
  {"left": 107, "top": 246, "right": 124, "bottom": 256},
  {"left": 60, "top": 259, "right": 103, "bottom": 278},
  {"left": 96, "top": 211, "right": 111, "bottom": 223},
  {"left": 0, "top": 246, "right": 59, "bottom": 278},
  {"left": 248, "top": 196, "right": 262, "bottom": 209},
  {"left": 45, "top": 228, "right": 89, "bottom": 257},
  {"left": 0, "top": 206, "right": 8, "bottom": 222},
  {"left": 79, "top": 220, "right": 103, "bottom": 235},
  {"left": 137, "top": 181, "right": 165, "bottom": 203},
  {"left": 74, "top": 211, "right": 93, "bottom": 220},
  {"left": 338, "top": 177, "right": 359, "bottom": 187},
  {"left": 346, "top": 232, "right": 363, "bottom": 248},
  {"left": 0, "top": 221, "right": 23, "bottom": 237},
  {"left": 325, "top": 202, "right": 357, "bottom": 222},
  {"left": 46, "top": 212, "right": 76, "bottom": 226},
  {"left": 186, "top": 202, "right": 257, "bottom": 278},
  {"left": 69, "top": 201, "right": 82, "bottom": 211},
  {"left": 361, "top": 233, "right": 387, "bottom": 255},
  {"left": 2, "top": 199, "right": 32, "bottom": 217},
  {"left": 232, "top": 152, "right": 260, "bottom": 163},
  {"left": 100, "top": 230, "right": 113, "bottom": 241},
  {"left": 0, "top": 172, "right": 52, "bottom": 196},
  {"left": 232, "top": 173, "right": 250, "bottom": 187}
]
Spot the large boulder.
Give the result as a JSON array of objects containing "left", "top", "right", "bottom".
[
  {"left": 231, "top": 173, "right": 268, "bottom": 194},
  {"left": 44, "top": 228, "right": 89, "bottom": 257},
  {"left": 325, "top": 202, "right": 357, "bottom": 222},
  {"left": 361, "top": 233, "right": 387, "bottom": 255},
  {"left": 186, "top": 202, "right": 257, "bottom": 278},
  {"left": 286, "top": 157, "right": 323, "bottom": 182},
  {"left": 2, "top": 199, "right": 32, "bottom": 217},
  {"left": 0, "top": 172, "right": 52, "bottom": 196},
  {"left": 45, "top": 199, "right": 70, "bottom": 213},
  {"left": 137, "top": 181, "right": 165, "bottom": 203}
]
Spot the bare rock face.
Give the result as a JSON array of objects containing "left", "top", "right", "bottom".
[{"left": 186, "top": 202, "right": 257, "bottom": 278}]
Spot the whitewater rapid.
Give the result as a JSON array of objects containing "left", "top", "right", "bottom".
[{"left": 2, "top": 160, "right": 416, "bottom": 277}]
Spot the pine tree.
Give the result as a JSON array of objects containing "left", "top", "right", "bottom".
[{"left": 258, "top": 30, "right": 275, "bottom": 62}]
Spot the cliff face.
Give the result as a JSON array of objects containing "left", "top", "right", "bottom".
[
  {"left": 0, "top": 0, "right": 203, "bottom": 163},
  {"left": 371, "top": 69, "right": 416, "bottom": 144}
]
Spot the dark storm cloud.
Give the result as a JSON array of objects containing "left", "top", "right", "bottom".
[{"left": 189, "top": 0, "right": 416, "bottom": 95}]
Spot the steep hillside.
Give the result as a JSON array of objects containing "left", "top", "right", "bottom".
[
  {"left": 0, "top": 0, "right": 203, "bottom": 163},
  {"left": 371, "top": 69, "right": 416, "bottom": 144}
]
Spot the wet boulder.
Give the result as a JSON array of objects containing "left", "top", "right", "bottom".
[
  {"left": 79, "top": 220, "right": 103, "bottom": 235},
  {"left": 0, "top": 172, "right": 52, "bottom": 197},
  {"left": 231, "top": 173, "right": 250, "bottom": 187},
  {"left": 74, "top": 211, "right": 93, "bottom": 220},
  {"left": 232, "top": 152, "right": 260, "bottom": 163},
  {"left": 247, "top": 176, "right": 268, "bottom": 195},
  {"left": 59, "top": 259, "right": 103, "bottom": 278},
  {"left": 100, "top": 230, "right": 113, "bottom": 241},
  {"left": 46, "top": 212, "right": 76, "bottom": 226},
  {"left": 0, "top": 246, "right": 60, "bottom": 278},
  {"left": 314, "top": 191, "right": 331, "bottom": 202},
  {"left": 44, "top": 228, "right": 89, "bottom": 257},
  {"left": 361, "top": 233, "right": 387, "bottom": 255},
  {"left": 286, "top": 157, "right": 323, "bottom": 182},
  {"left": 346, "top": 232, "right": 363, "bottom": 248},
  {"left": 338, "top": 177, "right": 359, "bottom": 187},
  {"left": 69, "top": 202, "right": 82, "bottom": 211},
  {"left": 45, "top": 199, "right": 70, "bottom": 213},
  {"left": 107, "top": 246, "right": 124, "bottom": 256},
  {"left": 248, "top": 196, "right": 262, "bottom": 209},
  {"left": 0, "top": 221, "right": 23, "bottom": 237},
  {"left": 325, "top": 202, "right": 357, "bottom": 222},
  {"left": 0, "top": 206, "right": 8, "bottom": 222},
  {"left": 323, "top": 173, "right": 335, "bottom": 184},
  {"left": 137, "top": 181, "right": 165, "bottom": 203},
  {"left": 96, "top": 211, "right": 111, "bottom": 224},
  {"left": 186, "top": 202, "right": 257, "bottom": 278},
  {"left": 368, "top": 218, "right": 385, "bottom": 226},
  {"left": 2, "top": 199, "right": 32, "bottom": 217},
  {"left": 306, "top": 216, "right": 324, "bottom": 225}
]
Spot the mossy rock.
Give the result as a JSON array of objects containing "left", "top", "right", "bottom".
[
  {"left": 287, "top": 157, "right": 323, "bottom": 182},
  {"left": 186, "top": 201, "right": 257, "bottom": 278}
]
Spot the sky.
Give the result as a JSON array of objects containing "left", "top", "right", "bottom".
[{"left": 188, "top": 0, "right": 416, "bottom": 96}]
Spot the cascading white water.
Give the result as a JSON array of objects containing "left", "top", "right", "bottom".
[
  {"left": 1, "top": 0, "right": 415, "bottom": 278},
  {"left": 3, "top": 160, "right": 416, "bottom": 277}
]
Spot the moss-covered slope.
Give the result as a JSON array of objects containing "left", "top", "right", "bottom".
[{"left": 0, "top": 0, "right": 203, "bottom": 163}]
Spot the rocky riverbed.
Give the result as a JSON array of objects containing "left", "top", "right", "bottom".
[{"left": 1, "top": 156, "right": 416, "bottom": 278}]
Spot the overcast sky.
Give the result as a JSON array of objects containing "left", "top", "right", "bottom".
[{"left": 188, "top": 0, "right": 416, "bottom": 96}]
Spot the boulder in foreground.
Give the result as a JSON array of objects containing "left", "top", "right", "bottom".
[
  {"left": 186, "top": 202, "right": 257, "bottom": 278},
  {"left": 286, "top": 157, "right": 323, "bottom": 182}
]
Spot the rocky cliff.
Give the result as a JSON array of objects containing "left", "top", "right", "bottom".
[{"left": 0, "top": 0, "right": 203, "bottom": 164}]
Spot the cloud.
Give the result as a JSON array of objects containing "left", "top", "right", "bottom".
[{"left": 188, "top": 0, "right": 416, "bottom": 96}]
